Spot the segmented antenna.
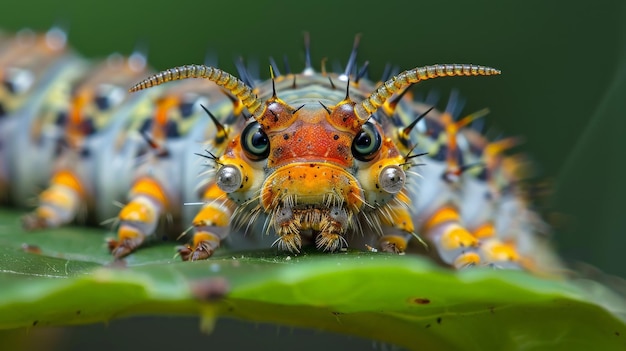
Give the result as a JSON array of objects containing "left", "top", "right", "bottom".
[
  {"left": 355, "top": 64, "right": 501, "bottom": 121},
  {"left": 129, "top": 65, "right": 265, "bottom": 118}
]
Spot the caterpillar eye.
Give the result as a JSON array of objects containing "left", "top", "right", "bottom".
[
  {"left": 241, "top": 122, "right": 270, "bottom": 160},
  {"left": 351, "top": 122, "right": 381, "bottom": 162},
  {"left": 95, "top": 84, "right": 124, "bottom": 111}
]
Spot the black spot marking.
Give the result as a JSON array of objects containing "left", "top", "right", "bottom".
[
  {"left": 333, "top": 134, "right": 339, "bottom": 140},
  {"left": 437, "top": 317, "right": 442, "bottom": 324},
  {"left": 32, "top": 320, "right": 39, "bottom": 326},
  {"left": 413, "top": 298, "right": 430, "bottom": 305},
  {"left": 80, "top": 147, "right": 91, "bottom": 158},
  {"left": 283, "top": 134, "right": 289, "bottom": 140},
  {"left": 165, "top": 120, "right": 180, "bottom": 138},
  {"left": 425, "top": 324, "right": 431, "bottom": 329},
  {"left": 179, "top": 101, "right": 195, "bottom": 118}
]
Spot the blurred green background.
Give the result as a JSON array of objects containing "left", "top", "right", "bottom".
[{"left": 1, "top": 0, "right": 624, "bottom": 349}]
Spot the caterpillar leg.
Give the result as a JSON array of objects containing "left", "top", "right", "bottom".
[
  {"left": 178, "top": 183, "right": 234, "bottom": 261},
  {"left": 377, "top": 198, "right": 417, "bottom": 254},
  {"left": 478, "top": 238, "right": 521, "bottom": 269},
  {"left": 422, "top": 207, "right": 480, "bottom": 268},
  {"left": 21, "top": 170, "right": 83, "bottom": 230},
  {"left": 107, "top": 177, "right": 169, "bottom": 259}
]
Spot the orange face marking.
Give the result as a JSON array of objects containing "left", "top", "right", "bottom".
[
  {"left": 267, "top": 120, "right": 354, "bottom": 168},
  {"left": 260, "top": 162, "right": 363, "bottom": 211}
]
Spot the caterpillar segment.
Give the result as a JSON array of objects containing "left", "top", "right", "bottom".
[
  {"left": 21, "top": 53, "right": 155, "bottom": 230},
  {"left": 130, "top": 59, "right": 501, "bottom": 260},
  {"left": 108, "top": 79, "right": 233, "bottom": 258},
  {"left": 0, "top": 28, "right": 89, "bottom": 205},
  {"left": 457, "top": 129, "right": 522, "bottom": 269}
]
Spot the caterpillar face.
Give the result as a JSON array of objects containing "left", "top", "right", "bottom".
[
  {"left": 0, "top": 29, "right": 563, "bottom": 274},
  {"left": 214, "top": 74, "right": 409, "bottom": 252}
]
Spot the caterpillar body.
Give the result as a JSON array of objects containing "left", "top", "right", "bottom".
[{"left": 0, "top": 29, "right": 561, "bottom": 274}]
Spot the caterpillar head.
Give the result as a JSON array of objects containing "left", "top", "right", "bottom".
[{"left": 130, "top": 63, "right": 500, "bottom": 252}]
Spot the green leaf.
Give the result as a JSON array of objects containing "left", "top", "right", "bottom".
[{"left": 0, "top": 208, "right": 624, "bottom": 351}]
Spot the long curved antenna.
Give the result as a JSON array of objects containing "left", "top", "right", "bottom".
[
  {"left": 354, "top": 64, "right": 500, "bottom": 121},
  {"left": 129, "top": 65, "right": 265, "bottom": 118}
]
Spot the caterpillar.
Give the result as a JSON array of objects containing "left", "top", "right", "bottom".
[{"left": 0, "top": 28, "right": 562, "bottom": 273}]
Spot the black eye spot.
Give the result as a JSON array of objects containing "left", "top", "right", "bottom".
[
  {"left": 432, "top": 145, "right": 447, "bottom": 162},
  {"left": 80, "top": 119, "right": 96, "bottom": 136},
  {"left": 241, "top": 122, "right": 270, "bottom": 160},
  {"left": 55, "top": 111, "right": 68, "bottom": 126},
  {"left": 3, "top": 80, "right": 16, "bottom": 94},
  {"left": 165, "top": 120, "right": 180, "bottom": 138},
  {"left": 351, "top": 122, "right": 381, "bottom": 162},
  {"left": 95, "top": 95, "right": 110, "bottom": 111},
  {"left": 425, "top": 119, "right": 444, "bottom": 137},
  {"left": 140, "top": 118, "right": 152, "bottom": 134},
  {"left": 477, "top": 167, "right": 488, "bottom": 181},
  {"left": 179, "top": 101, "right": 195, "bottom": 118},
  {"left": 94, "top": 85, "right": 123, "bottom": 111},
  {"left": 80, "top": 147, "right": 91, "bottom": 158}
]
